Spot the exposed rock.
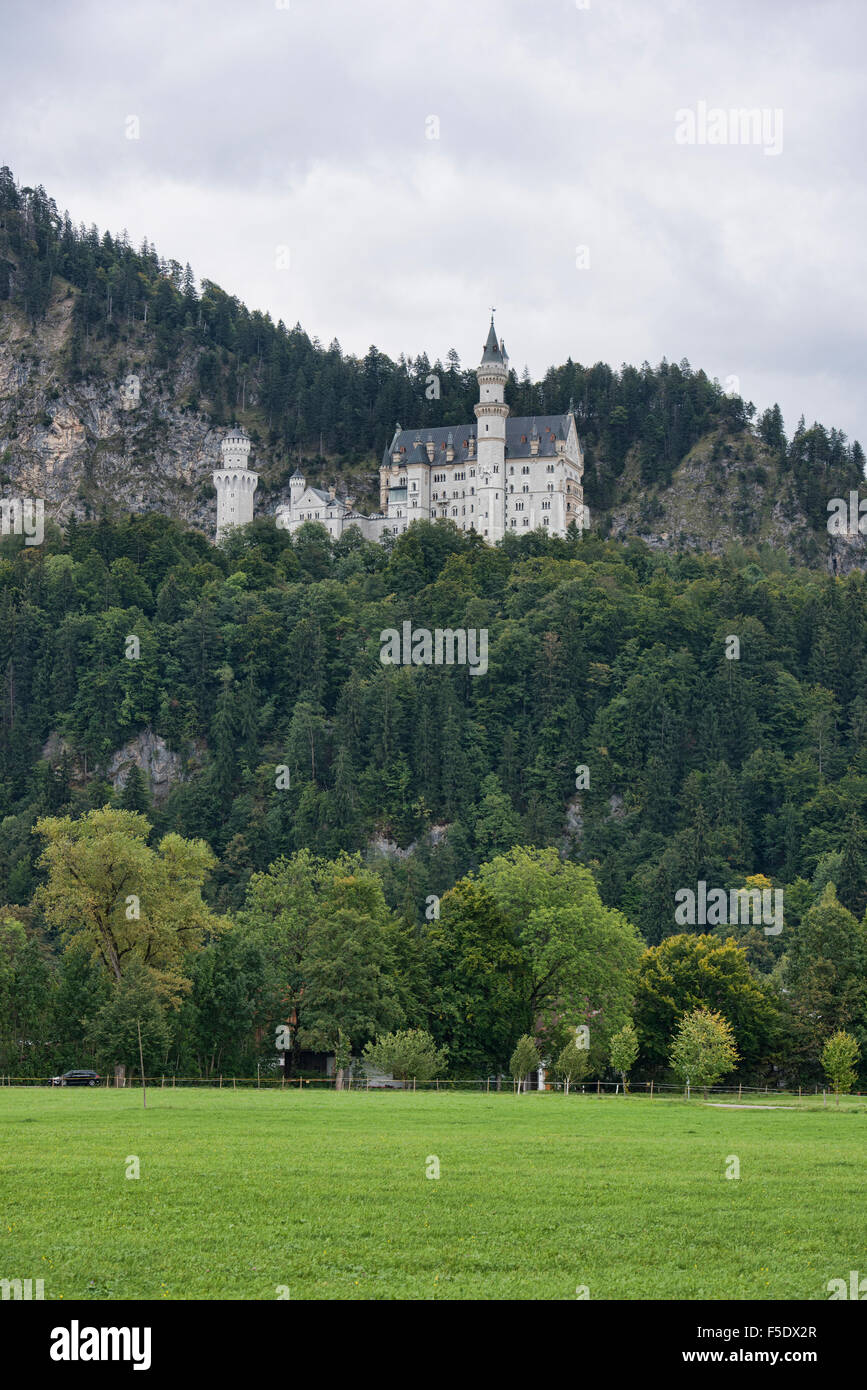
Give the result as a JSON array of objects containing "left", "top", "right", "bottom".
[
  {"left": 565, "top": 795, "right": 583, "bottom": 839},
  {"left": 107, "top": 729, "right": 184, "bottom": 804},
  {"left": 369, "top": 834, "right": 416, "bottom": 860}
]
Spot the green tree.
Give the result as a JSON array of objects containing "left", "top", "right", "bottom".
[
  {"left": 35, "top": 807, "right": 224, "bottom": 1001},
  {"left": 669, "top": 1007, "right": 739, "bottom": 1096},
  {"left": 426, "top": 878, "right": 527, "bottom": 1075},
  {"left": 476, "top": 847, "right": 643, "bottom": 1063},
  {"left": 555, "top": 1037, "right": 590, "bottom": 1095},
  {"left": 509, "top": 1034, "right": 541, "bottom": 1093},
  {"left": 609, "top": 1022, "right": 639, "bottom": 1093},
  {"left": 89, "top": 959, "right": 171, "bottom": 1081},
  {"left": 837, "top": 814, "right": 867, "bottom": 920},
  {"left": 820, "top": 1030, "right": 860, "bottom": 1105},
  {"left": 362, "top": 1028, "right": 447, "bottom": 1084},
  {"left": 297, "top": 868, "right": 403, "bottom": 1089},
  {"left": 784, "top": 883, "right": 867, "bottom": 1065},
  {"left": 635, "top": 934, "right": 780, "bottom": 1076}
]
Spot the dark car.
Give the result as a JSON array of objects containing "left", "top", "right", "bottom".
[{"left": 51, "top": 1070, "right": 101, "bottom": 1087}]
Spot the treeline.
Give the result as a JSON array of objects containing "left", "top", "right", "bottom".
[
  {"left": 4, "top": 830, "right": 865, "bottom": 1089},
  {"left": 1, "top": 167, "right": 863, "bottom": 524}
]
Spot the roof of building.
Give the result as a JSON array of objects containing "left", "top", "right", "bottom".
[
  {"left": 290, "top": 469, "right": 305, "bottom": 480},
  {"left": 380, "top": 413, "right": 575, "bottom": 469},
  {"left": 481, "top": 317, "right": 506, "bottom": 366}
]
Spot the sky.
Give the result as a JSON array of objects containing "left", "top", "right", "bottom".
[{"left": 2, "top": 0, "right": 865, "bottom": 445}]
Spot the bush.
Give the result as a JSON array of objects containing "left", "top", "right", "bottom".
[{"left": 362, "top": 1029, "right": 448, "bottom": 1083}]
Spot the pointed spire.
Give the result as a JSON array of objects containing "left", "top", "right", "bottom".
[{"left": 481, "top": 315, "right": 504, "bottom": 364}]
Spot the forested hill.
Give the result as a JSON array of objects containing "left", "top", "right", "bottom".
[
  {"left": 1, "top": 166, "right": 865, "bottom": 568},
  {"left": 1, "top": 511, "right": 867, "bottom": 955}
]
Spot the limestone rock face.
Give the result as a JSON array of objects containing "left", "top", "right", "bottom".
[
  {"left": 0, "top": 288, "right": 296, "bottom": 533},
  {"left": 107, "top": 730, "right": 184, "bottom": 805}
]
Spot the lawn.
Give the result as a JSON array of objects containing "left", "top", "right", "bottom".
[{"left": 1, "top": 1088, "right": 865, "bottom": 1300}]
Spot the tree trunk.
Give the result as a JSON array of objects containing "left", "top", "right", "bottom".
[{"left": 335, "top": 1067, "right": 345, "bottom": 1092}]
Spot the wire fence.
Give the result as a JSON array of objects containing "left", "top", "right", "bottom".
[{"left": 0, "top": 1074, "right": 856, "bottom": 1099}]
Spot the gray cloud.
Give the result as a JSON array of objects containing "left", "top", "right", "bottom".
[{"left": 2, "top": 0, "right": 864, "bottom": 444}]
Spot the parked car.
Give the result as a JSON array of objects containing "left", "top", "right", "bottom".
[{"left": 51, "top": 1070, "right": 101, "bottom": 1087}]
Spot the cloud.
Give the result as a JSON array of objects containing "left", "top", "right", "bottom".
[{"left": 2, "top": 0, "right": 865, "bottom": 444}]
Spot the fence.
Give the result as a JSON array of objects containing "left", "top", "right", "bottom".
[{"left": 0, "top": 1074, "right": 853, "bottom": 1099}]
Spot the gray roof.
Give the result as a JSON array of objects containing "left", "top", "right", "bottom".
[
  {"left": 381, "top": 414, "right": 574, "bottom": 468},
  {"left": 290, "top": 469, "right": 305, "bottom": 480},
  {"left": 481, "top": 317, "right": 505, "bottom": 365}
]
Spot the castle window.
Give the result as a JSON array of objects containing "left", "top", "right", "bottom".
[
  {"left": 522, "top": 466, "right": 529, "bottom": 474},
  {"left": 543, "top": 516, "right": 549, "bottom": 526},
  {"left": 523, "top": 485, "right": 529, "bottom": 493},
  {"left": 546, "top": 464, "right": 554, "bottom": 473},
  {"left": 523, "top": 518, "right": 530, "bottom": 527}
]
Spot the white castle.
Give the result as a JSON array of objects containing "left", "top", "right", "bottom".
[{"left": 213, "top": 318, "right": 585, "bottom": 544}]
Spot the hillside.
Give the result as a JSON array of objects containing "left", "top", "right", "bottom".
[{"left": 1, "top": 166, "right": 865, "bottom": 568}]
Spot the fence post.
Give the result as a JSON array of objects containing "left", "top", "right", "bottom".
[
  {"left": 233, "top": 1077, "right": 236, "bottom": 1091},
  {"left": 219, "top": 1074, "right": 222, "bottom": 1089},
  {"left": 597, "top": 1078, "right": 600, "bottom": 1097},
  {"left": 650, "top": 1079, "right": 654, "bottom": 1100},
  {"left": 257, "top": 1064, "right": 260, "bottom": 1089},
  {"left": 738, "top": 1082, "right": 742, "bottom": 1102}
]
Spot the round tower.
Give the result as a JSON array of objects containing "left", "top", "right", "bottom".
[
  {"left": 290, "top": 469, "right": 306, "bottom": 514},
  {"left": 474, "top": 316, "right": 509, "bottom": 543},
  {"left": 213, "top": 428, "right": 258, "bottom": 540}
]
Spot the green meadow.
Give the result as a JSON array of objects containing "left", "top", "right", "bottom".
[{"left": 2, "top": 1089, "right": 865, "bottom": 1300}]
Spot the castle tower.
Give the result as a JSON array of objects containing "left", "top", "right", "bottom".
[
  {"left": 474, "top": 316, "right": 509, "bottom": 543},
  {"left": 290, "top": 468, "right": 305, "bottom": 516},
  {"left": 214, "top": 428, "right": 258, "bottom": 540}
]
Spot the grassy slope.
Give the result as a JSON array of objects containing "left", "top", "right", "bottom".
[{"left": 2, "top": 1090, "right": 864, "bottom": 1301}]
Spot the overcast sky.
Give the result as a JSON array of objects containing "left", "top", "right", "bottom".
[{"left": 3, "top": 0, "right": 865, "bottom": 446}]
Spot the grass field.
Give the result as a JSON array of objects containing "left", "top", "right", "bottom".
[{"left": 2, "top": 1088, "right": 865, "bottom": 1300}]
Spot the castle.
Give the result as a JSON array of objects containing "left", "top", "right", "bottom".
[{"left": 213, "top": 318, "right": 585, "bottom": 544}]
